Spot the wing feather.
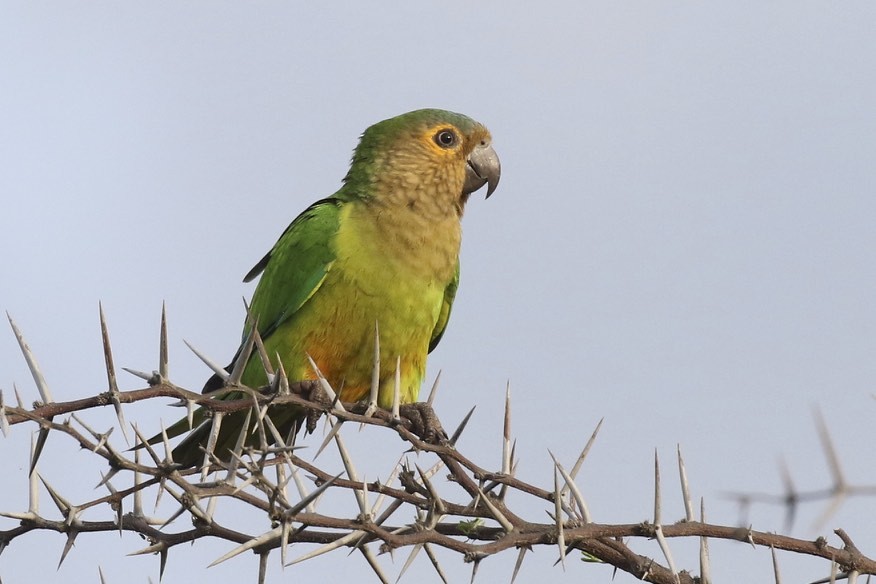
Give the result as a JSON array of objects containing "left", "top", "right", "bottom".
[{"left": 428, "top": 260, "right": 459, "bottom": 353}]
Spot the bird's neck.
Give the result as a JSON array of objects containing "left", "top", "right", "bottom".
[{"left": 348, "top": 195, "right": 462, "bottom": 282}]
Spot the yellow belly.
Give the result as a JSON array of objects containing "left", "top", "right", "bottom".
[{"left": 244, "top": 202, "right": 459, "bottom": 408}]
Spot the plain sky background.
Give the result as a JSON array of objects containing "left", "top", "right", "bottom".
[{"left": 2, "top": 3, "right": 875, "bottom": 583}]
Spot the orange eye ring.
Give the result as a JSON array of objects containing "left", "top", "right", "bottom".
[{"left": 433, "top": 129, "right": 458, "bottom": 149}]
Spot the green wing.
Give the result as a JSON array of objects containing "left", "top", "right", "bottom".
[
  {"left": 243, "top": 197, "right": 342, "bottom": 344},
  {"left": 196, "top": 197, "right": 342, "bottom": 396},
  {"left": 154, "top": 198, "right": 343, "bottom": 456},
  {"left": 428, "top": 259, "right": 459, "bottom": 353}
]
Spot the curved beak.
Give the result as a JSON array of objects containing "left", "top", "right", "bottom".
[{"left": 463, "top": 141, "right": 501, "bottom": 199}]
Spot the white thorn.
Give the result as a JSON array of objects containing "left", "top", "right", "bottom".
[
  {"left": 208, "top": 527, "right": 282, "bottom": 567},
  {"left": 286, "top": 530, "right": 365, "bottom": 565},
  {"left": 183, "top": 340, "right": 229, "bottom": 382},
  {"left": 8, "top": 313, "right": 54, "bottom": 403}
]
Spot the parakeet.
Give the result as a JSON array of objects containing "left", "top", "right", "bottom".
[{"left": 168, "top": 109, "right": 499, "bottom": 467}]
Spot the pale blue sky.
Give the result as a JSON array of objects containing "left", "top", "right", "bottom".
[{"left": 2, "top": 3, "right": 875, "bottom": 582}]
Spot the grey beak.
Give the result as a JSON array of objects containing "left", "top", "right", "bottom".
[{"left": 463, "top": 142, "right": 501, "bottom": 199}]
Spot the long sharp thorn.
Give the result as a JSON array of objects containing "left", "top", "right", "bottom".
[
  {"left": 474, "top": 484, "right": 513, "bottom": 532},
  {"left": 154, "top": 482, "right": 166, "bottom": 516},
  {"left": 423, "top": 543, "right": 449, "bottom": 584},
  {"left": 98, "top": 472, "right": 123, "bottom": 535},
  {"left": 111, "top": 401, "right": 129, "bottom": 448},
  {"left": 567, "top": 417, "right": 604, "bottom": 484},
  {"left": 208, "top": 527, "right": 282, "bottom": 567},
  {"left": 275, "top": 357, "right": 290, "bottom": 395},
  {"left": 502, "top": 381, "right": 511, "bottom": 474},
  {"left": 38, "top": 473, "right": 74, "bottom": 519},
  {"left": 677, "top": 444, "right": 694, "bottom": 521},
  {"left": 28, "top": 435, "right": 39, "bottom": 514},
  {"left": 469, "top": 557, "right": 481, "bottom": 584},
  {"left": 158, "top": 547, "right": 168, "bottom": 582},
  {"left": 770, "top": 545, "right": 781, "bottom": 584},
  {"left": 511, "top": 546, "right": 528, "bottom": 584},
  {"left": 449, "top": 406, "right": 476, "bottom": 446},
  {"left": 99, "top": 303, "right": 130, "bottom": 445},
  {"left": 227, "top": 330, "right": 256, "bottom": 387},
  {"left": 257, "top": 551, "right": 268, "bottom": 584},
  {"left": 133, "top": 450, "right": 144, "bottom": 518},
  {"left": 201, "top": 411, "right": 225, "bottom": 480},
  {"left": 373, "top": 498, "right": 404, "bottom": 532},
  {"left": 131, "top": 424, "right": 162, "bottom": 465},
  {"left": 654, "top": 524, "right": 680, "bottom": 583},
  {"left": 360, "top": 545, "right": 391, "bottom": 584},
  {"left": 121, "top": 367, "right": 155, "bottom": 383},
  {"left": 249, "top": 392, "right": 268, "bottom": 454},
  {"left": 280, "top": 519, "right": 291, "bottom": 566},
  {"left": 70, "top": 413, "right": 112, "bottom": 452},
  {"left": 230, "top": 474, "right": 258, "bottom": 497},
  {"left": 7, "top": 313, "right": 54, "bottom": 403},
  {"left": 286, "top": 472, "right": 342, "bottom": 516},
  {"left": 160, "top": 506, "right": 191, "bottom": 533},
  {"left": 116, "top": 490, "right": 123, "bottom": 535},
  {"left": 497, "top": 381, "right": 511, "bottom": 503},
  {"left": 262, "top": 408, "right": 293, "bottom": 456},
  {"left": 99, "top": 565, "right": 108, "bottom": 584},
  {"left": 31, "top": 428, "right": 50, "bottom": 476},
  {"left": 226, "top": 409, "right": 252, "bottom": 481},
  {"left": 14, "top": 384, "right": 25, "bottom": 408},
  {"left": 397, "top": 544, "right": 424, "bottom": 582},
  {"left": 163, "top": 483, "right": 209, "bottom": 523},
  {"left": 255, "top": 329, "right": 273, "bottom": 381},
  {"left": 314, "top": 418, "right": 344, "bottom": 460},
  {"left": 286, "top": 530, "right": 365, "bottom": 565},
  {"left": 243, "top": 300, "right": 273, "bottom": 379},
  {"left": 186, "top": 399, "right": 195, "bottom": 430},
  {"left": 654, "top": 449, "right": 662, "bottom": 525},
  {"left": 8, "top": 314, "right": 54, "bottom": 474},
  {"left": 550, "top": 451, "right": 591, "bottom": 523},
  {"left": 700, "top": 498, "right": 711, "bottom": 584},
  {"left": 127, "top": 541, "right": 166, "bottom": 557},
  {"left": 371, "top": 455, "right": 405, "bottom": 514},
  {"left": 426, "top": 369, "right": 442, "bottom": 406},
  {"left": 553, "top": 466, "right": 565, "bottom": 568},
  {"left": 391, "top": 356, "right": 401, "bottom": 423},
  {"left": 334, "top": 432, "right": 368, "bottom": 516},
  {"left": 160, "top": 422, "right": 174, "bottom": 467},
  {"left": 289, "top": 466, "right": 314, "bottom": 513},
  {"left": 416, "top": 464, "right": 446, "bottom": 514},
  {"left": 158, "top": 302, "right": 169, "bottom": 381},
  {"left": 365, "top": 321, "right": 380, "bottom": 418},
  {"left": 183, "top": 340, "right": 229, "bottom": 383},
  {"left": 58, "top": 529, "right": 79, "bottom": 569}
]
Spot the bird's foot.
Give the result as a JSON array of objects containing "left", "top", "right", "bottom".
[
  {"left": 294, "top": 379, "right": 332, "bottom": 434},
  {"left": 398, "top": 402, "right": 448, "bottom": 444}
]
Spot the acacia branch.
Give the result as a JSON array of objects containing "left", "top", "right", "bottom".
[{"left": 3, "top": 312, "right": 875, "bottom": 584}]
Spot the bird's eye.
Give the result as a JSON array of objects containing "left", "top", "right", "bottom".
[{"left": 434, "top": 129, "right": 457, "bottom": 148}]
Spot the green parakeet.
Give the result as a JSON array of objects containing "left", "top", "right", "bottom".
[{"left": 167, "top": 109, "right": 500, "bottom": 466}]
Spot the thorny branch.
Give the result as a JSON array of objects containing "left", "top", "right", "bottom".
[{"left": 2, "top": 310, "right": 876, "bottom": 584}]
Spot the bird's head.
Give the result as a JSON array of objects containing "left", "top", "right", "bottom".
[{"left": 345, "top": 109, "right": 500, "bottom": 215}]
